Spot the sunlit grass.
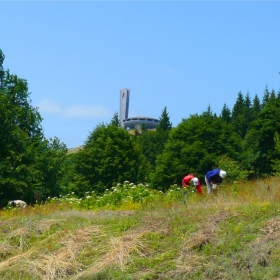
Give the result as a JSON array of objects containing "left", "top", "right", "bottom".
[{"left": 1, "top": 177, "right": 280, "bottom": 279}]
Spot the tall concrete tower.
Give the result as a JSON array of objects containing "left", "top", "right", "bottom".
[{"left": 119, "top": 88, "right": 130, "bottom": 127}]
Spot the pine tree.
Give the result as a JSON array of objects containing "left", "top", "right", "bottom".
[
  {"left": 158, "top": 106, "right": 172, "bottom": 131},
  {"left": 220, "top": 104, "right": 231, "bottom": 123}
]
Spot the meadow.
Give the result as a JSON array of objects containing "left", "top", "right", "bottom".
[{"left": 1, "top": 178, "right": 280, "bottom": 280}]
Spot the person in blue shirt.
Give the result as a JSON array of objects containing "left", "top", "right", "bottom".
[{"left": 205, "top": 169, "right": 227, "bottom": 194}]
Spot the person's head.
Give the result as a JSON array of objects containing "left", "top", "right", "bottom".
[
  {"left": 219, "top": 170, "right": 227, "bottom": 178},
  {"left": 192, "top": 177, "right": 199, "bottom": 186},
  {"left": 8, "top": 201, "right": 15, "bottom": 207}
]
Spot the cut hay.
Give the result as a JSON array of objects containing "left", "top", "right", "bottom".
[{"left": 74, "top": 231, "right": 146, "bottom": 279}]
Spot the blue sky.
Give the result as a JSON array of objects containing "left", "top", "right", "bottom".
[{"left": 1, "top": 2, "right": 280, "bottom": 148}]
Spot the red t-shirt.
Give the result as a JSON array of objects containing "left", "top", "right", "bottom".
[
  {"left": 182, "top": 174, "right": 202, "bottom": 194},
  {"left": 182, "top": 174, "right": 196, "bottom": 187}
]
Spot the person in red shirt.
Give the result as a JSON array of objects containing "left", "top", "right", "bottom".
[{"left": 182, "top": 173, "right": 202, "bottom": 194}]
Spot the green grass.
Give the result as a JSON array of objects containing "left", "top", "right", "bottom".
[{"left": 1, "top": 178, "right": 280, "bottom": 279}]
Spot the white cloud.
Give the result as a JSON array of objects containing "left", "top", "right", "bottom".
[
  {"left": 37, "top": 99, "right": 112, "bottom": 119},
  {"left": 37, "top": 99, "right": 62, "bottom": 114},
  {"left": 63, "top": 105, "right": 111, "bottom": 118}
]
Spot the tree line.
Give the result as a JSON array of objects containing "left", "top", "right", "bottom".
[{"left": 1, "top": 48, "right": 280, "bottom": 206}]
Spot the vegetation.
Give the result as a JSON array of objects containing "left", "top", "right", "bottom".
[
  {"left": 1, "top": 48, "right": 280, "bottom": 205},
  {"left": 0, "top": 49, "right": 67, "bottom": 206},
  {"left": 1, "top": 178, "right": 280, "bottom": 279},
  {"left": 1, "top": 47, "right": 280, "bottom": 278}
]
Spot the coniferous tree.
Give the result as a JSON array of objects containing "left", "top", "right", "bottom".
[
  {"left": 231, "top": 92, "right": 244, "bottom": 137},
  {"left": 251, "top": 94, "right": 261, "bottom": 121},
  {"left": 261, "top": 86, "right": 270, "bottom": 109},
  {"left": 158, "top": 106, "right": 172, "bottom": 131},
  {"left": 220, "top": 104, "right": 231, "bottom": 123},
  {"left": 243, "top": 89, "right": 280, "bottom": 175}
]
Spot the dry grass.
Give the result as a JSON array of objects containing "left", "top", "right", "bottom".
[
  {"left": 0, "top": 226, "right": 102, "bottom": 280},
  {"left": 73, "top": 229, "right": 147, "bottom": 279},
  {"left": 1, "top": 178, "right": 280, "bottom": 279},
  {"left": 27, "top": 227, "right": 102, "bottom": 280}
]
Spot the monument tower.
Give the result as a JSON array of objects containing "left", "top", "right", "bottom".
[{"left": 119, "top": 88, "right": 130, "bottom": 127}]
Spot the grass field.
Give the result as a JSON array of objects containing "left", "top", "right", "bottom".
[{"left": 1, "top": 178, "right": 280, "bottom": 279}]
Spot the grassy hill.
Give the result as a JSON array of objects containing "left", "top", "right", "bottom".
[{"left": 1, "top": 178, "right": 280, "bottom": 279}]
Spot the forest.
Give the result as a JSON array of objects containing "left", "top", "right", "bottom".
[{"left": 1, "top": 48, "right": 280, "bottom": 207}]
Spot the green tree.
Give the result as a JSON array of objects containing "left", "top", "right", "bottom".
[
  {"left": 251, "top": 94, "right": 261, "bottom": 121},
  {"left": 261, "top": 86, "right": 270, "bottom": 109},
  {"left": 151, "top": 110, "right": 241, "bottom": 191},
  {"left": 158, "top": 106, "right": 172, "bottom": 131},
  {"left": 72, "top": 123, "right": 146, "bottom": 196},
  {"left": 272, "top": 132, "right": 280, "bottom": 175},
  {"left": 0, "top": 49, "right": 67, "bottom": 205},
  {"left": 0, "top": 49, "right": 4, "bottom": 84},
  {"left": 220, "top": 104, "right": 231, "bottom": 123},
  {"left": 231, "top": 91, "right": 251, "bottom": 138},
  {"left": 243, "top": 91, "right": 280, "bottom": 176},
  {"left": 134, "top": 128, "right": 169, "bottom": 174},
  {"left": 110, "top": 112, "right": 121, "bottom": 127}
]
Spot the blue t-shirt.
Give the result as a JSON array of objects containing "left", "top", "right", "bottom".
[{"left": 206, "top": 169, "right": 223, "bottom": 184}]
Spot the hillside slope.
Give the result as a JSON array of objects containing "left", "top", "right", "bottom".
[{"left": 1, "top": 179, "right": 280, "bottom": 279}]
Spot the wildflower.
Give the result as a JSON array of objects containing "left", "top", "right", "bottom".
[{"left": 86, "top": 196, "right": 91, "bottom": 199}]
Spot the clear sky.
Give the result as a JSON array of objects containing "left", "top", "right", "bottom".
[{"left": 1, "top": 1, "right": 280, "bottom": 148}]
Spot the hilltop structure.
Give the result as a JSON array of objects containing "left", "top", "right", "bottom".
[{"left": 119, "top": 88, "right": 159, "bottom": 130}]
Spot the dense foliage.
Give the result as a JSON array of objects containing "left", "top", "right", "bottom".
[
  {"left": 0, "top": 49, "right": 67, "bottom": 206},
  {"left": 70, "top": 122, "right": 147, "bottom": 196},
  {"left": 1, "top": 48, "right": 280, "bottom": 205}
]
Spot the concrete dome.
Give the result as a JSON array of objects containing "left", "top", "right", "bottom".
[{"left": 123, "top": 116, "right": 159, "bottom": 130}]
